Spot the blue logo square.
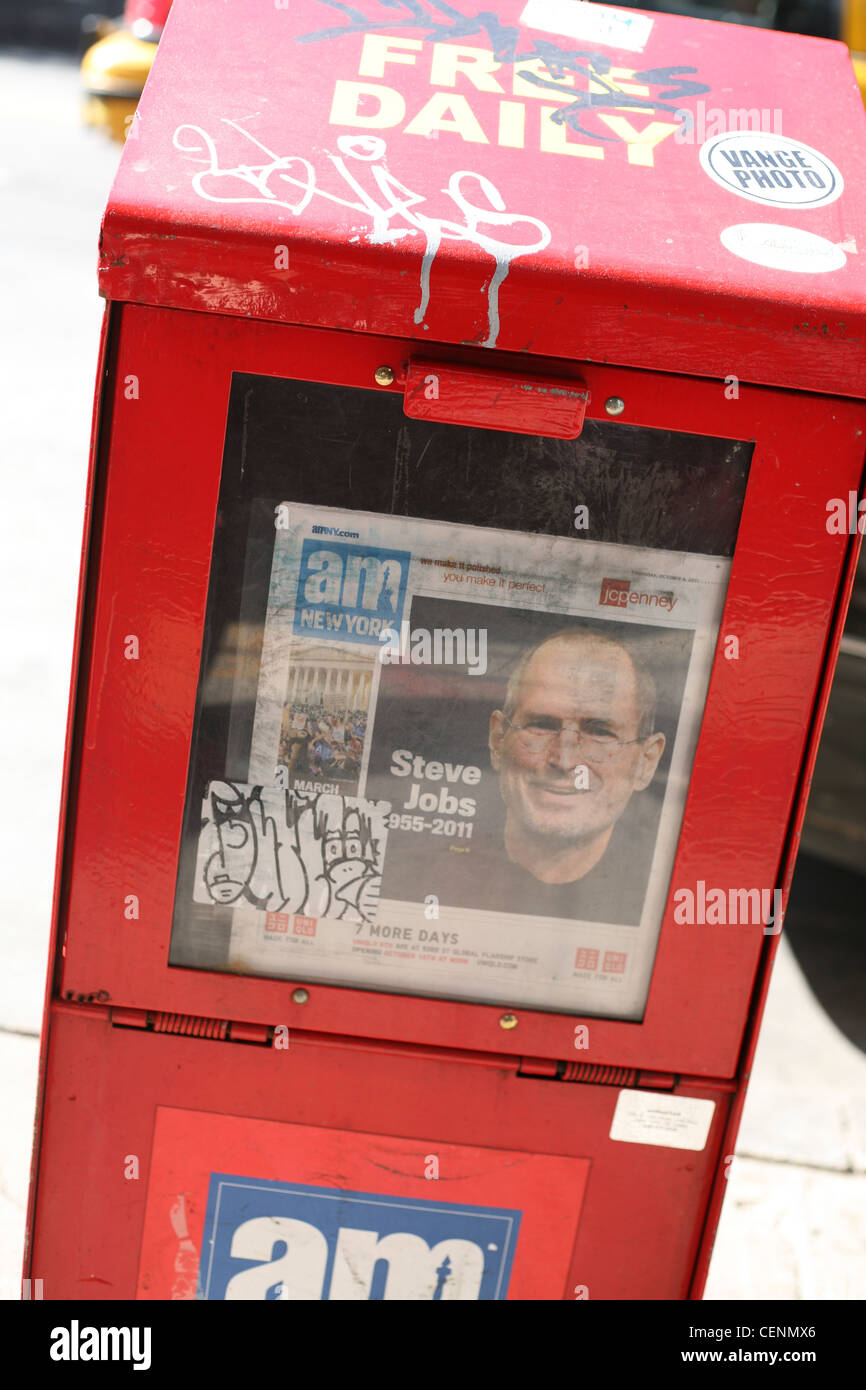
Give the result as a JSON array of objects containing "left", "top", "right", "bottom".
[
  {"left": 293, "top": 539, "right": 410, "bottom": 645},
  {"left": 199, "top": 1174, "right": 521, "bottom": 1300}
]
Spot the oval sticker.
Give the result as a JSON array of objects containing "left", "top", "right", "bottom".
[
  {"left": 700, "top": 132, "right": 843, "bottom": 209},
  {"left": 720, "top": 223, "right": 847, "bottom": 274}
]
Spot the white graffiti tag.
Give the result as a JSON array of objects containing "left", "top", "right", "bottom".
[{"left": 172, "top": 120, "right": 551, "bottom": 346}]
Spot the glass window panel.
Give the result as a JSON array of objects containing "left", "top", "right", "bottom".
[{"left": 169, "top": 373, "right": 751, "bottom": 1021}]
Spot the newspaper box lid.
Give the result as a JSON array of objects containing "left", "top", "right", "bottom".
[{"left": 99, "top": 0, "right": 866, "bottom": 396}]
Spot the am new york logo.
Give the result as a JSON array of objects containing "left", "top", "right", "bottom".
[
  {"left": 198, "top": 1175, "right": 520, "bottom": 1300},
  {"left": 293, "top": 538, "right": 411, "bottom": 645}
]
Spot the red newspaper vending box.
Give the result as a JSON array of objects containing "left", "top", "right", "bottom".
[{"left": 26, "top": 0, "right": 866, "bottom": 1301}]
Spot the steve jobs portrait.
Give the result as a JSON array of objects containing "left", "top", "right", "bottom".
[{"left": 445, "top": 625, "right": 669, "bottom": 925}]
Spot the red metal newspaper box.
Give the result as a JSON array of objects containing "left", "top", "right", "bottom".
[{"left": 26, "top": 0, "right": 866, "bottom": 1300}]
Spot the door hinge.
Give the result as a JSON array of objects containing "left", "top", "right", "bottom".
[
  {"left": 228, "top": 1020, "right": 272, "bottom": 1045},
  {"left": 518, "top": 1056, "right": 560, "bottom": 1078},
  {"left": 635, "top": 1071, "right": 677, "bottom": 1090},
  {"left": 110, "top": 1007, "right": 148, "bottom": 1029},
  {"left": 559, "top": 1062, "right": 637, "bottom": 1086},
  {"left": 110, "top": 1007, "right": 270, "bottom": 1044},
  {"left": 519, "top": 1058, "right": 639, "bottom": 1085},
  {"left": 517, "top": 1062, "right": 680, "bottom": 1088}
]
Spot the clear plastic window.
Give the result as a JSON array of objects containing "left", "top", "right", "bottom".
[{"left": 169, "top": 373, "right": 751, "bottom": 1020}]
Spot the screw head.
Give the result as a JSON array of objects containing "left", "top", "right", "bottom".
[
  {"left": 374, "top": 365, "right": 395, "bottom": 386},
  {"left": 292, "top": 987, "right": 309, "bottom": 1005},
  {"left": 499, "top": 1012, "right": 518, "bottom": 1031},
  {"left": 604, "top": 396, "right": 625, "bottom": 417}
]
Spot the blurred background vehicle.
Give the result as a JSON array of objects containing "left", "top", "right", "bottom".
[
  {"left": 79, "top": 0, "right": 170, "bottom": 141},
  {"left": 616, "top": 0, "right": 865, "bottom": 98},
  {"left": 79, "top": 0, "right": 169, "bottom": 141}
]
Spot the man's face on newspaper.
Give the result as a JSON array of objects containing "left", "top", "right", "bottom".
[{"left": 489, "top": 635, "right": 665, "bottom": 846}]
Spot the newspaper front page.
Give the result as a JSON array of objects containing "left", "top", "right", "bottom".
[{"left": 190, "top": 503, "right": 730, "bottom": 1020}]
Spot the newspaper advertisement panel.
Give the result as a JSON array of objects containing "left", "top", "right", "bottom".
[{"left": 191, "top": 503, "right": 729, "bottom": 1019}]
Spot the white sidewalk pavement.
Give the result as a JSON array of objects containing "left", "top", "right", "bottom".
[{"left": 703, "top": 937, "right": 866, "bottom": 1299}]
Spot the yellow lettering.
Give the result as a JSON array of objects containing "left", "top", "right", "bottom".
[
  {"left": 596, "top": 115, "right": 679, "bottom": 166},
  {"left": 329, "top": 79, "right": 405, "bottom": 130},
  {"left": 404, "top": 92, "right": 489, "bottom": 143},
  {"left": 601, "top": 67, "right": 652, "bottom": 99},
  {"left": 430, "top": 42, "right": 505, "bottom": 92},
  {"left": 358, "top": 33, "right": 422, "bottom": 77},
  {"left": 497, "top": 100, "right": 525, "bottom": 148},
  {"left": 539, "top": 108, "right": 603, "bottom": 159}
]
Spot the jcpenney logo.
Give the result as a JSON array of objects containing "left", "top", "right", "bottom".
[{"left": 599, "top": 578, "right": 678, "bottom": 612}]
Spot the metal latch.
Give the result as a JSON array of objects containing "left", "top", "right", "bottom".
[{"left": 404, "top": 358, "right": 590, "bottom": 439}]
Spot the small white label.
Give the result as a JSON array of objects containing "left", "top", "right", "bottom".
[
  {"left": 700, "top": 132, "right": 843, "bottom": 209},
  {"left": 721, "top": 223, "right": 847, "bottom": 274},
  {"left": 520, "top": 0, "right": 653, "bottom": 53},
  {"left": 610, "top": 1090, "right": 715, "bottom": 1150}
]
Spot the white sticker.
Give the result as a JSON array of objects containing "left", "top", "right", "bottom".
[
  {"left": 520, "top": 0, "right": 653, "bottom": 53},
  {"left": 720, "top": 223, "right": 847, "bottom": 274},
  {"left": 609, "top": 1090, "right": 715, "bottom": 1151},
  {"left": 699, "top": 132, "right": 843, "bottom": 209}
]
